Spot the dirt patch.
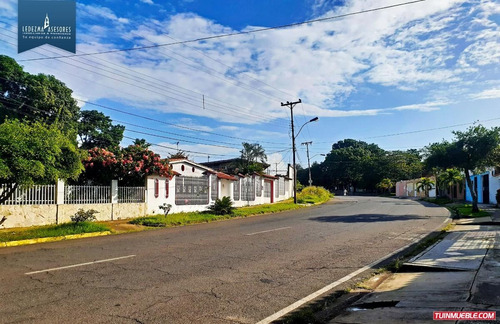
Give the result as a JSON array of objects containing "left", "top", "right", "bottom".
[{"left": 99, "top": 220, "right": 148, "bottom": 234}]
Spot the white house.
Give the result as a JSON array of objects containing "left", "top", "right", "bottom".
[{"left": 146, "top": 158, "right": 294, "bottom": 214}]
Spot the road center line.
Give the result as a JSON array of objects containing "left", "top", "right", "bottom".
[
  {"left": 25, "top": 255, "right": 136, "bottom": 275},
  {"left": 245, "top": 227, "right": 291, "bottom": 236}
]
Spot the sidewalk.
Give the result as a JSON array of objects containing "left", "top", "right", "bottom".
[{"left": 330, "top": 207, "right": 500, "bottom": 323}]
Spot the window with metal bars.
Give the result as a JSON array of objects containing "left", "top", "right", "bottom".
[{"left": 175, "top": 176, "right": 209, "bottom": 205}]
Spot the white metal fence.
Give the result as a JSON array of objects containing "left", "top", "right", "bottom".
[
  {"left": 64, "top": 185, "right": 110, "bottom": 204},
  {"left": 118, "top": 187, "right": 145, "bottom": 203},
  {"left": 0, "top": 184, "right": 56, "bottom": 205}
]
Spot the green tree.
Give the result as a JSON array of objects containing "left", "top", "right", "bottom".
[
  {"left": 0, "top": 55, "right": 80, "bottom": 133},
  {"left": 0, "top": 119, "right": 84, "bottom": 206},
  {"left": 323, "top": 139, "right": 384, "bottom": 192},
  {"left": 437, "top": 168, "right": 463, "bottom": 199},
  {"left": 425, "top": 125, "right": 500, "bottom": 212},
  {"left": 133, "top": 138, "right": 151, "bottom": 149},
  {"left": 416, "top": 177, "right": 435, "bottom": 198},
  {"left": 240, "top": 142, "right": 267, "bottom": 173},
  {"left": 169, "top": 150, "right": 189, "bottom": 160},
  {"left": 78, "top": 110, "right": 124, "bottom": 150}
]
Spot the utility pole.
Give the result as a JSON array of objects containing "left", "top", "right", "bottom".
[
  {"left": 275, "top": 163, "right": 279, "bottom": 175},
  {"left": 301, "top": 141, "right": 313, "bottom": 186},
  {"left": 281, "top": 99, "right": 301, "bottom": 204}
]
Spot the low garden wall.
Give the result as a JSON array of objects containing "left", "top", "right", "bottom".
[{"left": 0, "top": 203, "right": 147, "bottom": 229}]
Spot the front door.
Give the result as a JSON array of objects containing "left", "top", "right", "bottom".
[{"left": 483, "top": 174, "right": 490, "bottom": 204}]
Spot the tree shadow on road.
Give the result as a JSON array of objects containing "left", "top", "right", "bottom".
[{"left": 309, "top": 214, "right": 429, "bottom": 223}]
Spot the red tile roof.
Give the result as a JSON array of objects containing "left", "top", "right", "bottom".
[
  {"left": 217, "top": 172, "right": 238, "bottom": 181},
  {"left": 261, "top": 174, "right": 278, "bottom": 180}
]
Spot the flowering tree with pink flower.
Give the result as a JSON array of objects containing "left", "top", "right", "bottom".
[
  {"left": 79, "top": 144, "right": 171, "bottom": 186},
  {"left": 118, "top": 144, "right": 171, "bottom": 186}
]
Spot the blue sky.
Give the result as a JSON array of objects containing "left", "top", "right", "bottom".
[{"left": 0, "top": 0, "right": 499, "bottom": 173}]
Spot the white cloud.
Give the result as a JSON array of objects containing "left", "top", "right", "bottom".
[
  {"left": 470, "top": 89, "right": 500, "bottom": 100},
  {"left": 2, "top": 0, "right": 499, "bottom": 128},
  {"left": 140, "top": 0, "right": 154, "bottom": 4},
  {"left": 78, "top": 4, "right": 130, "bottom": 24}
]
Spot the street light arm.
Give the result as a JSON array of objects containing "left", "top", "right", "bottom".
[{"left": 295, "top": 117, "right": 319, "bottom": 139}]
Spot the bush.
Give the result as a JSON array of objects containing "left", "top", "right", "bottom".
[
  {"left": 70, "top": 209, "right": 99, "bottom": 223},
  {"left": 297, "top": 186, "right": 332, "bottom": 204},
  {"left": 207, "top": 196, "right": 234, "bottom": 215}
]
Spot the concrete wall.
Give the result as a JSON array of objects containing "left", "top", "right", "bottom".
[
  {"left": 0, "top": 205, "right": 57, "bottom": 228},
  {"left": 0, "top": 203, "right": 147, "bottom": 229}
]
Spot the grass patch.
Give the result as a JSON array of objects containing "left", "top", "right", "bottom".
[
  {"left": 233, "top": 200, "right": 304, "bottom": 217},
  {"left": 448, "top": 204, "right": 490, "bottom": 218},
  {"left": 130, "top": 200, "right": 307, "bottom": 227},
  {"left": 420, "top": 197, "right": 454, "bottom": 205},
  {"left": 131, "top": 187, "right": 333, "bottom": 228},
  {"left": 297, "top": 186, "right": 333, "bottom": 204},
  {"left": 0, "top": 222, "right": 110, "bottom": 242}
]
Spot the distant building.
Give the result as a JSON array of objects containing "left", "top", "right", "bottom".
[{"left": 395, "top": 177, "right": 437, "bottom": 198}]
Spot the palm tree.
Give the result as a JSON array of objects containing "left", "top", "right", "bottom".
[
  {"left": 438, "top": 168, "right": 463, "bottom": 200},
  {"left": 377, "top": 178, "right": 393, "bottom": 194},
  {"left": 416, "top": 177, "right": 435, "bottom": 198}
]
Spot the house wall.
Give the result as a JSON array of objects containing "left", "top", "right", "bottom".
[
  {"left": 490, "top": 171, "right": 500, "bottom": 204},
  {"left": 220, "top": 179, "right": 231, "bottom": 198},
  {"left": 170, "top": 162, "right": 207, "bottom": 177},
  {"left": 465, "top": 172, "right": 485, "bottom": 203},
  {"left": 466, "top": 170, "right": 500, "bottom": 205},
  {"left": 146, "top": 175, "right": 212, "bottom": 214},
  {"left": 395, "top": 178, "right": 436, "bottom": 198}
]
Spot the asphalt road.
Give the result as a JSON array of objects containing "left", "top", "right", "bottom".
[{"left": 0, "top": 196, "right": 449, "bottom": 324}]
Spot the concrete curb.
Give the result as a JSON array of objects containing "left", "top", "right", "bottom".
[{"left": 0, "top": 231, "right": 112, "bottom": 248}]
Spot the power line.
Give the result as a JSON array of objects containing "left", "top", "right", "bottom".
[
  {"left": 113, "top": 119, "right": 286, "bottom": 149},
  {"left": 0, "top": 95, "right": 292, "bottom": 159},
  {"left": 78, "top": 99, "right": 287, "bottom": 144},
  {"left": 0, "top": 96, "right": 234, "bottom": 157},
  {"left": 311, "top": 118, "right": 500, "bottom": 144},
  {"left": 18, "top": 0, "right": 426, "bottom": 62},
  {"left": 0, "top": 29, "right": 290, "bottom": 126},
  {"left": 0, "top": 91, "right": 289, "bottom": 155},
  {"left": 121, "top": 136, "right": 229, "bottom": 156},
  {"left": 0, "top": 74, "right": 290, "bottom": 145}
]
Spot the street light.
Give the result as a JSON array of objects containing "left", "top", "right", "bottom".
[
  {"left": 292, "top": 117, "right": 318, "bottom": 203},
  {"left": 281, "top": 99, "right": 319, "bottom": 203},
  {"left": 303, "top": 153, "right": 325, "bottom": 186}
]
